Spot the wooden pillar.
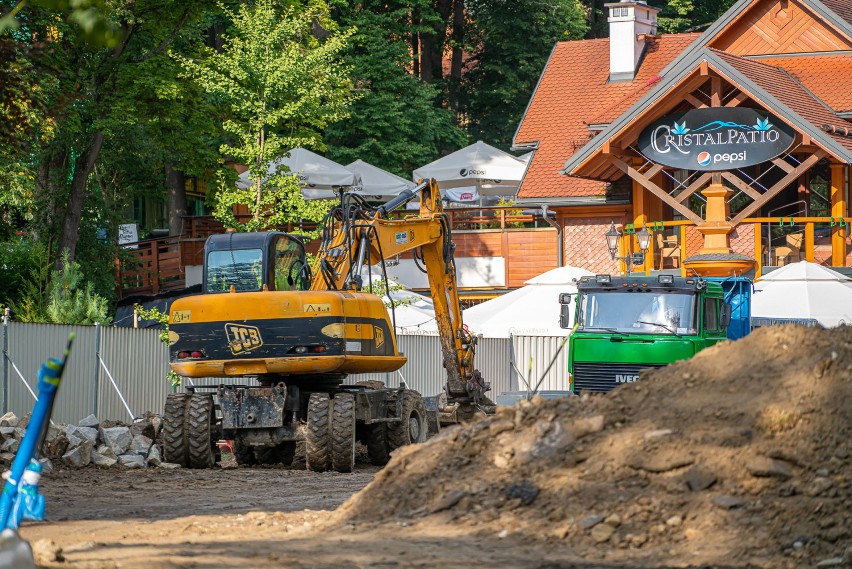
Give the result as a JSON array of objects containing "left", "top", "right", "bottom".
[
  {"left": 831, "top": 163, "right": 847, "bottom": 267},
  {"left": 804, "top": 222, "right": 815, "bottom": 262},
  {"left": 754, "top": 222, "right": 762, "bottom": 279},
  {"left": 631, "top": 165, "right": 650, "bottom": 273}
]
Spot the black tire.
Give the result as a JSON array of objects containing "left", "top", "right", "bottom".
[
  {"left": 163, "top": 393, "right": 189, "bottom": 466},
  {"left": 306, "top": 392, "right": 331, "bottom": 472},
  {"left": 255, "top": 442, "right": 296, "bottom": 466},
  {"left": 331, "top": 393, "right": 356, "bottom": 473},
  {"left": 188, "top": 394, "right": 217, "bottom": 469},
  {"left": 233, "top": 441, "right": 257, "bottom": 466},
  {"left": 366, "top": 423, "right": 390, "bottom": 466},
  {"left": 387, "top": 390, "right": 428, "bottom": 451}
]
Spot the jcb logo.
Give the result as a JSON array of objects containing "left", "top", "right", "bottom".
[
  {"left": 225, "top": 323, "right": 263, "bottom": 355},
  {"left": 375, "top": 327, "right": 384, "bottom": 349}
]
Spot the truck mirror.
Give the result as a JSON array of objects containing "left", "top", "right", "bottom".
[
  {"left": 720, "top": 302, "right": 732, "bottom": 327},
  {"left": 559, "top": 293, "right": 572, "bottom": 305},
  {"left": 560, "top": 304, "right": 571, "bottom": 329}
]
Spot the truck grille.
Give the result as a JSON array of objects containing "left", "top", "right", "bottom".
[{"left": 572, "top": 363, "right": 666, "bottom": 393}]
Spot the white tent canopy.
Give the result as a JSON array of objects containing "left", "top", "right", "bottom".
[
  {"left": 458, "top": 265, "right": 594, "bottom": 338},
  {"left": 346, "top": 159, "right": 415, "bottom": 200},
  {"left": 236, "top": 147, "right": 357, "bottom": 199},
  {"left": 752, "top": 261, "right": 852, "bottom": 327},
  {"left": 412, "top": 140, "right": 528, "bottom": 197}
]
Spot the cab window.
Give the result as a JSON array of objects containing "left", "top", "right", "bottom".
[
  {"left": 704, "top": 297, "right": 719, "bottom": 332},
  {"left": 273, "top": 236, "right": 307, "bottom": 291},
  {"left": 206, "top": 248, "right": 263, "bottom": 292}
]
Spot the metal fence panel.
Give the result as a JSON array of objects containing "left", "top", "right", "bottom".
[
  {"left": 4, "top": 322, "right": 98, "bottom": 424},
  {"left": 510, "top": 335, "right": 571, "bottom": 392}
]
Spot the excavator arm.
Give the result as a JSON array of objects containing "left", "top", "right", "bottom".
[{"left": 310, "top": 179, "right": 492, "bottom": 411}]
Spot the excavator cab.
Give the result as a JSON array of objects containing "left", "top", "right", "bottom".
[{"left": 203, "top": 232, "right": 310, "bottom": 293}]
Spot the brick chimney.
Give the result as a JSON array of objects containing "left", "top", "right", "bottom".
[{"left": 604, "top": 0, "right": 660, "bottom": 81}]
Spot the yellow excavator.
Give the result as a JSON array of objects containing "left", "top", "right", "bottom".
[{"left": 163, "top": 179, "right": 495, "bottom": 472}]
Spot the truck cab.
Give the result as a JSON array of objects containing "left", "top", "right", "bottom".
[{"left": 561, "top": 274, "right": 734, "bottom": 393}]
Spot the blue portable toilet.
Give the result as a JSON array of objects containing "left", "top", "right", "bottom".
[{"left": 707, "top": 276, "right": 752, "bottom": 340}]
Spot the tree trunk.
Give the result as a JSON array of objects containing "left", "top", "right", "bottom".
[
  {"left": 411, "top": 9, "right": 420, "bottom": 78},
  {"left": 56, "top": 131, "right": 105, "bottom": 269},
  {"left": 33, "top": 148, "right": 68, "bottom": 242},
  {"left": 166, "top": 164, "right": 187, "bottom": 236},
  {"left": 448, "top": 0, "right": 465, "bottom": 111}
]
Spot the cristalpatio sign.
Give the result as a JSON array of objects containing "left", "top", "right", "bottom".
[{"left": 637, "top": 107, "right": 796, "bottom": 171}]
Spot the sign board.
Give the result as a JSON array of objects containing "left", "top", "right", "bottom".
[
  {"left": 638, "top": 107, "right": 796, "bottom": 171},
  {"left": 118, "top": 223, "right": 139, "bottom": 249}
]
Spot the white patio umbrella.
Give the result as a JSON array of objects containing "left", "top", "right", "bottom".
[
  {"left": 752, "top": 261, "right": 852, "bottom": 327},
  {"left": 236, "top": 147, "right": 357, "bottom": 199},
  {"left": 458, "top": 265, "right": 594, "bottom": 338},
  {"left": 412, "top": 140, "right": 528, "bottom": 197},
  {"left": 346, "top": 159, "right": 415, "bottom": 201}
]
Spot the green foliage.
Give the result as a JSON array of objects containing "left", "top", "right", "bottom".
[
  {"left": 174, "top": 0, "right": 355, "bottom": 231},
  {"left": 324, "top": 2, "right": 466, "bottom": 177},
  {"left": 462, "top": 0, "right": 588, "bottom": 148},
  {"left": 0, "top": 0, "right": 119, "bottom": 46},
  {"left": 45, "top": 250, "right": 112, "bottom": 324},
  {"left": 0, "top": 236, "right": 48, "bottom": 319},
  {"left": 365, "top": 278, "right": 414, "bottom": 309},
  {"left": 649, "top": 0, "right": 738, "bottom": 33}
]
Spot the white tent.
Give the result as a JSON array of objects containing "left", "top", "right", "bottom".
[
  {"left": 412, "top": 140, "right": 528, "bottom": 197},
  {"left": 346, "top": 159, "right": 415, "bottom": 200},
  {"left": 236, "top": 147, "right": 357, "bottom": 199},
  {"left": 752, "top": 261, "right": 852, "bottom": 327},
  {"left": 459, "top": 265, "right": 594, "bottom": 338}
]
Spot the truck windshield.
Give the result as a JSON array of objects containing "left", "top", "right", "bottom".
[
  {"left": 579, "top": 292, "right": 697, "bottom": 335},
  {"left": 207, "top": 248, "right": 264, "bottom": 292}
]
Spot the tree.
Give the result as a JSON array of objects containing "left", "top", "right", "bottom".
[
  {"left": 462, "top": 0, "right": 588, "bottom": 148},
  {"left": 45, "top": 249, "right": 112, "bottom": 324},
  {"left": 174, "top": 0, "right": 357, "bottom": 232},
  {"left": 324, "top": 1, "right": 466, "bottom": 177}
]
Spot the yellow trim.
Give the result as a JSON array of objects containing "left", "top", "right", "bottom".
[{"left": 172, "top": 354, "right": 408, "bottom": 378}]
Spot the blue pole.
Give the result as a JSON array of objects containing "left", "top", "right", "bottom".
[{"left": 0, "top": 334, "right": 74, "bottom": 530}]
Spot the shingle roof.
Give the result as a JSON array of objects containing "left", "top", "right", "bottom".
[
  {"left": 820, "top": 0, "right": 852, "bottom": 27},
  {"left": 513, "top": 34, "right": 699, "bottom": 200},
  {"left": 767, "top": 53, "right": 852, "bottom": 113},
  {"left": 712, "top": 50, "right": 852, "bottom": 153}
]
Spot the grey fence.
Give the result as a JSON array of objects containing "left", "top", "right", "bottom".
[{"left": 2, "top": 318, "right": 572, "bottom": 423}]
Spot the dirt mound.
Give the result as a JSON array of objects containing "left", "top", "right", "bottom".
[{"left": 336, "top": 325, "right": 852, "bottom": 568}]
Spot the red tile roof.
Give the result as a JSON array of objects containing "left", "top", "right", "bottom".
[
  {"left": 713, "top": 50, "right": 852, "bottom": 154},
  {"left": 767, "top": 53, "right": 852, "bottom": 112},
  {"left": 820, "top": 0, "right": 852, "bottom": 27},
  {"left": 514, "top": 34, "right": 699, "bottom": 200}
]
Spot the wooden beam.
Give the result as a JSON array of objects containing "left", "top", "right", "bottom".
[
  {"left": 700, "top": 60, "right": 709, "bottom": 76},
  {"left": 725, "top": 92, "right": 749, "bottom": 107},
  {"left": 721, "top": 171, "right": 761, "bottom": 201},
  {"left": 613, "top": 157, "right": 703, "bottom": 224},
  {"left": 675, "top": 172, "right": 713, "bottom": 204},
  {"left": 771, "top": 157, "right": 794, "bottom": 174},
  {"left": 711, "top": 77, "right": 722, "bottom": 107},
  {"left": 643, "top": 163, "right": 665, "bottom": 179},
  {"left": 684, "top": 93, "right": 707, "bottom": 109},
  {"left": 731, "top": 151, "right": 827, "bottom": 225}
]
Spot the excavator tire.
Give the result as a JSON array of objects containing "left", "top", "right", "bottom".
[
  {"left": 365, "top": 423, "right": 390, "bottom": 466},
  {"left": 255, "top": 442, "right": 296, "bottom": 466},
  {"left": 163, "top": 393, "right": 190, "bottom": 467},
  {"left": 331, "top": 393, "right": 356, "bottom": 473},
  {"left": 306, "top": 392, "right": 331, "bottom": 472},
  {"left": 233, "top": 441, "right": 257, "bottom": 466},
  {"left": 387, "top": 390, "right": 428, "bottom": 451},
  {"left": 187, "top": 394, "right": 217, "bottom": 469}
]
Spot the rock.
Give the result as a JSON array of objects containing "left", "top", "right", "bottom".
[
  {"left": 91, "top": 451, "right": 117, "bottom": 467},
  {"left": 66, "top": 425, "right": 97, "bottom": 447},
  {"left": 815, "top": 558, "right": 846, "bottom": 567},
  {"left": 683, "top": 466, "right": 718, "bottom": 491},
  {"left": 100, "top": 426, "right": 132, "bottom": 455},
  {"left": 62, "top": 441, "right": 93, "bottom": 467},
  {"left": 0, "top": 437, "right": 19, "bottom": 453},
  {"left": 666, "top": 515, "right": 683, "bottom": 527},
  {"left": 31, "top": 539, "right": 64, "bottom": 564},
  {"left": 631, "top": 454, "right": 694, "bottom": 473},
  {"left": 157, "top": 462, "right": 182, "bottom": 469},
  {"left": 591, "top": 523, "right": 615, "bottom": 543},
  {"left": 429, "top": 490, "right": 466, "bottom": 514},
  {"left": 147, "top": 444, "right": 162, "bottom": 466},
  {"left": 128, "top": 434, "right": 153, "bottom": 456},
  {"left": 149, "top": 415, "right": 163, "bottom": 438},
  {"left": 78, "top": 414, "right": 100, "bottom": 429},
  {"left": 505, "top": 481, "right": 539, "bottom": 506},
  {"left": 44, "top": 434, "right": 69, "bottom": 460},
  {"left": 816, "top": 468, "right": 830, "bottom": 477},
  {"left": 746, "top": 457, "right": 793, "bottom": 479},
  {"left": 118, "top": 454, "right": 146, "bottom": 469},
  {"left": 13, "top": 427, "right": 25, "bottom": 441},
  {"left": 643, "top": 429, "right": 674, "bottom": 441},
  {"left": 572, "top": 415, "right": 605, "bottom": 438},
  {"left": 38, "top": 458, "right": 53, "bottom": 474},
  {"left": 806, "top": 478, "right": 835, "bottom": 497},
  {"left": 130, "top": 418, "right": 156, "bottom": 441},
  {"left": 579, "top": 514, "right": 605, "bottom": 530},
  {"left": 604, "top": 514, "right": 621, "bottom": 527},
  {"left": 0, "top": 412, "right": 19, "bottom": 427},
  {"left": 712, "top": 495, "right": 746, "bottom": 509},
  {"left": 75, "top": 426, "right": 99, "bottom": 445},
  {"left": 0, "top": 427, "right": 16, "bottom": 439},
  {"left": 97, "top": 445, "right": 117, "bottom": 460},
  {"left": 44, "top": 424, "right": 63, "bottom": 442},
  {"left": 0, "top": 452, "right": 15, "bottom": 464}
]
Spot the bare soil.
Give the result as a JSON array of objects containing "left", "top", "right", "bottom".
[{"left": 20, "top": 325, "right": 852, "bottom": 569}]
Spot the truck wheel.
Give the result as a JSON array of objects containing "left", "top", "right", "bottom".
[
  {"left": 163, "top": 393, "right": 189, "bottom": 466},
  {"left": 233, "top": 441, "right": 257, "bottom": 466},
  {"left": 306, "top": 392, "right": 331, "bottom": 472},
  {"left": 187, "top": 394, "right": 217, "bottom": 469},
  {"left": 255, "top": 442, "right": 296, "bottom": 466},
  {"left": 331, "top": 393, "right": 356, "bottom": 473},
  {"left": 366, "top": 423, "right": 390, "bottom": 466},
  {"left": 387, "top": 390, "right": 428, "bottom": 451}
]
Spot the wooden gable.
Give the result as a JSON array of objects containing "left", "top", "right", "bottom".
[{"left": 709, "top": 0, "right": 852, "bottom": 55}]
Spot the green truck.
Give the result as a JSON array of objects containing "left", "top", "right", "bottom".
[{"left": 560, "top": 274, "right": 749, "bottom": 393}]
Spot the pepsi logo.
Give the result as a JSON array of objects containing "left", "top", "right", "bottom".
[
  {"left": 459, "top": 168, "right": 486, "bottom": 177},
  {"left": 697, "top": 152, "right": 712, "bottom": 166}
]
